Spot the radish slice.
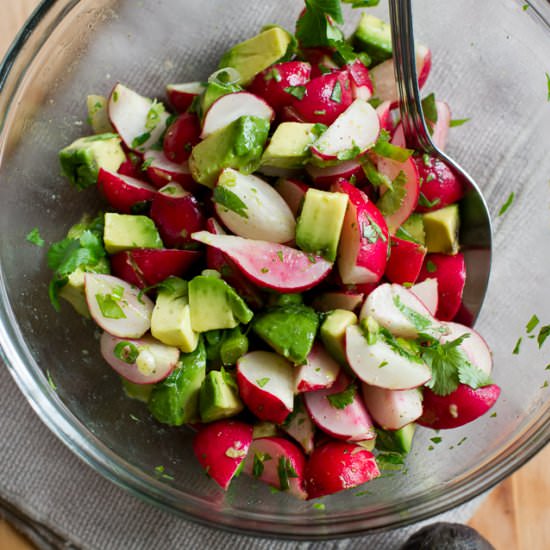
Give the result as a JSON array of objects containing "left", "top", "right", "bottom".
[
  {"left": 243, "top": 437, "right": 307, "bottom": 499},
  {"left": 166, "top": 82, "right": 205, "bottom": 112},
  {"left": 201, "top": 92, "right": 274, "bottom": 138},
  {"left": 347, "top": 59, "right": 373, "bottom": 101},
  {"left": 294, "top": 343, "right": 340, "bottom": 393},
  {"left": 410, "top": 278, "right": 439, "bottom": 316},
  {"left": 85, "top": 274, "right": 153, "bottom": 338},
  {"left": 384, "top": 236, "right": 426, "bottom": 286},
  {"left": 191, "top": 231, "right": 332, "bottom": 292},
  {"left": 273, "top": 178, "right": 308, "bottom": 217},
  {"left": 311, "top": 99, "right": 380, "bottom": 161},
  {"left": 214, "top": 169, "right": 295, "bottom": 243},
  {"left": 431, "top": 101, "right": 451, "bottom": 152},
  {"left": 303, "top": 371, "right": 375, "bottom": 441},
  {"left": 100, "top": 332, "right": 179, "bottom": 384},
  {"left": 311, "top": 290, "right": 364, "bottom": 313},
  {"left": 108, "top": 83, "right": 170, "bottom": 153},
  {"left": 282, "top": 398, "right": 315, "bottom": 454},
  {"left": 236, "top": 351, "right": 294, "bottom": 424},
  {"left": 361, "top": 384, "right": 423, "bottom": 430},
  {"left": 345, "top": 324, "right": 432, "bottom": 390},
  {"left": 306, "top": 159, "right": 366, "bottom": 190},
  {"left": 143, "top": 150, "right": 200, "bottom": 193},
  {"left": 97, "top": 168, "right": 157, "bottom": 214},
  {"left": 192, "top": 419, "right": 253, "bottom": 490}
]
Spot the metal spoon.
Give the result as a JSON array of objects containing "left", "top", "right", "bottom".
[{"left": 388, "top": 0, "right": 492, "bottom": 324}]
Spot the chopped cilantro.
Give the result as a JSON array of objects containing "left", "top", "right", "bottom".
[
  {"left": 312, "top": 503, "right": 326, "bottom": 510},
  {"left": 418, "top": 192, "right": 441, "bottom": 209},
  {"left": 490, "top": 412, "right": 497, "bottom": 418},
  {"left": 362, "top": 157, "right": 392, "bottom": 188},
  {"left": 145, "top": 99, "right": 166, "bottom": 131},
  {"left": 213, "top": 186, "right": 248, "bottom": 219},
  {"left": 26, "top": 227, "right": 45, "bottom": 247},
  {"left": 46, "top": 370, "right": 57, "bottom": 391},
  {"left": 430, "top": 436, "right": 442, "bottom": 444},
  {"left": 546, "top": 72, "right": 550, "bottom": 101},
  {"left": 393, "top": 294, "right": 433, "bottom": 332},
  {"left": 252, "top": 452, "right": 271, "bottom": 477},
  {"left": 378, "top": 361, "right": 388, "bottom": 369},
  {"left": 313, "top": 109, "right": 327, "bottom": 116},
  {"left": 311, "top": 122, "right": 328, "bottom": 137},
  {"left": 284, "top": 85, "right": 306, "bottom": 100},
  {"left": 154, "top": 465, "right": 174, "bottom": 480},
  {"left": 526, "top": 314, "right": 540, "bottom": 333},
  {"left": 449, "top": 118, "right": 470, "bottom": 127},
  {"left": 372, "top": 130, "right": 413, "bottom": 162},
  {"left": 330, "top": 80, "right": 342, "bottom": 103},
  {"left": 342, "top": 0, "right": 380, "bottom": 6},
  {"left": 277, "top": 250, "right": 284, "bottom": 262},
  {"left": 295, "top": 0, "right": 344, "bottom": 49},
  {"left": 498, "top": 192, "right": 515, "bottom": 216},
  {"left": 426, "top": 260, "right": 437, "bottom": 273},
  {"left": 542, "top": 381, "right": 549, "bottom": 389},
  {"left": 256, "top": 377, "right": 270, "bottom": 388},
  {"left": 537, "top": 325, "right": 550, "bottom": 348},
  {"left": 278, "top": 456, "right": 298, "bottom": 491},
  {"left": 265, "top": 68, "right": 282, "bottom": 82},
  {"left": 327, "top": 382, "right": 356, "bottom": 409},
  {"left": 377, "top": 171, "right": 407, "bottom": 216},
  {"left": 421, "top": 93, "right": 438, "bottom": 126},
  {"left": 354, "top": 490, "right": 371, "bottom": 497},
  {"left": 512, "top": 337, "right": 522, "bottom": 355},
  {"left": 336, "top": 142, "right": 361, "bottom": 161},
  {"left": 141, "top": 158, "right": 154, "bottom": 170},
  {"left": 522, "top": 3, "right": 529, "bottom": 10},
  {"left": 457, "top": 436, "right": 467, "bottom": 446},
  {"left": 131, "top": 132, "right": 151, "bottom": 149},
  {"left": 260, "top": 268, "right": 269, "bottom": 274},
  {"left": 96, "top": 293, "right": 126, "bottom": 319}
]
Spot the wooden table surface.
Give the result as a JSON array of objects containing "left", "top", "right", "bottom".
[{"left": 1, "top": 1, "right": 549, "bottom": 549}]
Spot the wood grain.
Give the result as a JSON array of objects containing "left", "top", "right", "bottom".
[{"left": 0, "top": 2, "right": 549, "bottom": 550}]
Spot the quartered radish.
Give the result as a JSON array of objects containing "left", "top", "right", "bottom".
[
  {"left": 347, "top": 59, "right": 373, "bottom": 101},
  {"left": 236, "top": 351, "right": 294, "bottom": 424},
  {"left": 282, "top": 397, "right": 315, "bottom": 454},
  {"left": 163, "top": 113, "right": 200, "bottom": 163},
  {"left": 97, "top": 168, "right": 157, "bottom": 214},
  {"left": 312, "top": 290, "right": 364, "bottom": 313},
  {"left": 294, "top": 343, "right": 340, "bottom": 393},
  {"left": 273, "top": 178, "right": 308, "bottom": 217},
  {"left": 418, "top": 383, "right": 500, "bottom": 430},
  {"left": 85, "top": 274, "right": 153, "bottom": 338},
  {"left": 333, "top": 180, "right": 389, "bottom": 285},
  {"left": 410, "top": 278, "right": 439, "bottom": 316},
  {"left": 108, "top": 83, "right": 170, "bottom": 153},
  {"left": 213, "top": 169, "right": 296, "bottom": 243},
  {"left": 192, "top": 419, "right": 253, "bottom": 490},
  {"left": 361, "top": 384, "right": 423, "bottom": 430},
  {"left": 306, "top": 159, "right": 366, "bottom": 190},
  {"left": 191, "top": 231, "right": 333, "bottom": 292},
  {"left": 100, "top": 332, "right": 179, "bottom": 384},
  {"left": 166, "top": 82, "right": 205, "bottom": 112},
  {"left": 150, "top": 183, "right": 206, "bottom": 248},
  {"left": 201, "top": 92, "right": 274, "bottom": 138},
  {"left": 111, "top": 249, "right": 200, "bottom": 288},
  {"left": 117, "top": 155, "right": 144, "bottom": 180},
  {"left": 243, "top": 436, "right": 307, "bottom": 499},
  {"left": 143, "top": 150, "right": 199, "bottom": 193},
  {"left": 311, "top": 99, "right": 380, "bottom": 161},
  {"left": 303, "top": 371, "right": 375, "bottom": 441},
  {"left": 345, "top": 324, "right": 432, "bottom": 390},
  {"left": 384, "top": 236, "right": 427, "bottom": 286},
  {"left": 376, "top": 100, "right": 393, "bottom": 132},
  {"left": 304, "top": 441, "right": 380, "bottom": 499},
  {"left": 377, "top": 156, "right": 420, "bottom": 234}
]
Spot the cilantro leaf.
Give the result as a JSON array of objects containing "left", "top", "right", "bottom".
[
  {"left": 372, "top": 130, "right": 413, "bottom": 162},
  {"left": 342, "top": 0, "right": 380, "bottom": 7},
  {"left": 361, "top": 157, "right": 392, "bottom": 188},
  {"left": 393, "top": 294, "right": 433, "bottom": 332},
  {"left": 213, "top": 186, "right": 248, "bottom": 219},
  {"left": 418, "top": 192, "right": 441, "bottom": 209},
  {"left": 512, "top": 337, "right": 522, "bottom": 355},
  {"left": 538, "top": 325, "right": 550, "bottom": 348},
  {"left": 278, "top": 456, "right": 298, "bottom": 491},
  {"left": 449, "top": 118, "right": 470, "bottom": 127},
  {"left": 295, "top": 0, "right": 344, "bottom": 48},
  {"left": 327, "top": 382, "right": 357, "bottom": 409},
  {"left": 421, "top": 93, "right": 438, "bottom": 126},
  {"left": 252, "top": 452, "right": 272, "bottom": 477},
  {"left": 498, "top": 192, "right": 515, "bottom": 216},
  {"left": 457, "top": 361, "right": 493, "bottom": 389},
  {"left": 145, "top": 99, "right": 166, "bottom": 131},
  {"left": 377, "top": 170, "right": 407, "bottom": 215},
  {"left": 330, "top": 80, "right": 342, "bottom": 103},
  {"left": 95, "top": 293, "right": 126, "bottom": 319},
  {"left": 336, "top": 142, "right": 361, "bottom": 161},
  {"left": 526, "top": 315, "right": 540, "bottom": 333},
  {"left": 26, "top": 227, "right": 45, "bottom": 247},
  {"left": 426, "top": 260, "right": 437, "bottom": 273},
  {"left": 284, "top": 85, "right": 306, "bottom": 100}
]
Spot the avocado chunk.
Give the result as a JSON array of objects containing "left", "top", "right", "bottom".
[
  {"left": 86, "top": 95, "right": 115, "bottom": 134},
  {"left": 59, "top": 133, "right": 125, "bottom": 190},
  {"left": 199, "top": 368, "right": 244, "bottom": 423},
  {"left": 353, "top": 13, "right": 393, "bottom": 66},
  {"left": 151, "top": 277, "right": 199, "bottom": 353},
  {"left": 58, "top": 268, "right": 94, "bottom": 317},
  {"left": 219, "top": 26, "right": 292, "bottom": 85},
  {"left": 376, "top": 424, "right": 416, "bottom": 454},
  {"left": 253, "top": 421, "right": 278, "bottom": 439},
  {"left": 252, "top": 304, "right": 319, "bottom": 365},
  {"left": 396, "top": 213, "right": 426, "bottom": 245},
  {"left": 261, "top": 123, "right": 318, "bottom": 169},
  {"left": 319, "top": 309, "right": 358, "bottom": 368},
  {"left": 422, "top": 204, "right": 460, "bottom": 254},
  {"left": 200, "top": 80, "right": 242, "bottom": 117},
  {"left": 296, "top": 189, "right": 348, "bottom": 262},
  {"left": 103, "top": 213, "right": 163, "bottom": 254},
  {"left": 219, "top": 327, "right": 249, "bottom": 366},
  {"left": 148, "top": 337, "right": 207, "bottom": 426},
  {"left": 122, "top": 378, "right": 154, "bottom": 403},
  {"left": 267, "top": 292, "right": 303, "bottom": 308},
  {"left": 189, "top": 115, "right": 270, "bottom": 188},
  {"left": 188, "top": 275, "right": 253, "bottom": 332}
]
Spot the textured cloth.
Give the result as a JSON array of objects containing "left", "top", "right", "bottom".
[{"left": 0, "top": 362, "right": 485, "bottom": 550}]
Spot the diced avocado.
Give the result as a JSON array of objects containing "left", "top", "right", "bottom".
[
  {"left": 353, "top": 13, "right": 393, "bottom": 66},
  {"left": 201, "top": 80, "right": 242, "bottom": 116},
  {"left": 376, "top": 424, "right": 416, "bottom": 454},
  {"left": 86, "top": 95, "right": 114, "bottom": 134},
  {"left": 122, "top": 378, "right": 154, "bottom": 403},
  {"left": 151, "top": 277, "right": 199, "bottom": 353},
  {"left": 253, "top": 421, "right": 278, "bottom": 439},
  {"left": 59, "top": 134, "right": 125, "bottom": 190},
  {"left": 267, "top": 292, "right": 303, "bottom": 307},
  {"left": 218, "top": 26, "right": 292, "bottom": 85},
  {"left": 422, "top": 204, "right": 460, "bottom": 254},
  {"left": 252, "top": 304, "right": 319, "bottom": 365},
  {"left": 199, "top": 369, "right": 243, "bottom": 423},
  {"left": 148, "top": 338, "right": 207, "bottom": 426},
  {"left": 355, "top": 438, "right": 376, "bottom": 452},
  {"left": 103, "top": 213, "right": 163, "bottom": 254},
  {"left": 261, "top": 123, "right": 318, "bottom": 169},
  {"left": 58, "top": 268, "right": 93, "bottom": 317},
  {"left": 219, "top": 327, "right": 249, "bottom": 366},
  {"left": 188, "top": 275, "right": 253, "bottom": 332},
  {"left": 396, "top": 213, "right": 425, "bottom": 245},
  {"left": 296, "top": 189, "right": 348, "bottom": 262},
  {"left": 319, "top": 309, "right": 358, "bottom": 368},
  {"left": 189, "top": 115, "right": 270, "bottom": 188}
]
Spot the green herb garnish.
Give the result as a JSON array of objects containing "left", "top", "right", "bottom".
[
  {"left": 131, "top": 132, "right": 151, "bottom": 149},
  {"left": 418, "top": 193, "right": 441, "bottom": 209},
  {"left": 426, "top": 260, "right": 437, "bottom": 273},
  {"left": 256, "top": 377, "right": 270, "bottom": 388},
  {"left": 327, "top": 382, "right": 357, "bottom": 409},
  {"left": 526, "top": 314, "right": 540, "bottom": 334},
  {"left": 449, "top": 118, "right": 470, "bottom": 127},
  {"left": 421, "top": 93, "right": 438, "bottom": 126},
  {"left": 372, "top": 130, "right": 413, "bottom": 162},
  {"left": 537, "top": 325, "right": 550, "bottom": 348},
  {"left": 26, "top": 227, "right": 45, "bottom": 247},
  {"left": 377, "top": 171, "right": 407, "bottom": 216},
  {"left": 213, "top": 186, "right": 248, "bottom": 219},
  {"left": 278, "top": 456, "right": 299, "bottom": 491},
  {"left": 330, "top": 80, "right": 342, "bottom": 103},
  {"left": 498, "top": 192, "right": 515, "bottom": 216},
  {"left": 284, "top": 85, "right": 306, "bottom": 100}
]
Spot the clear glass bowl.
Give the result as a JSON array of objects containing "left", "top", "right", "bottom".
[{"left": 1, "top": 0, "right": 550, "bottom": 539}]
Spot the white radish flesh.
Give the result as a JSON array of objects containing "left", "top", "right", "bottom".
[
  {"left": 294, "top": 343, "right": 340, "bottom": 393},
  {"left": 282, "top": 399, "right": 315, "bottom": 454},
  {"left": 410, "top": 278, "right": 439, "bottom": 317}
]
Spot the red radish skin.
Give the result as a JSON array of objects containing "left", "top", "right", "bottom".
[
  {"left": 376, "top": 100, "right": 393, "bottom": 133},
  {"left": 204, "top": 218, "right": 264, "bottom": 310},
  {"left": 191, "top": 231, "right": 332, "bottom": 292},
  {"left": 97, "top": 168, "right": 157, "bottom": 214},
  {"left": 237, "top": 351, "right": 294, "bottom": 424},
  {"left": 143, "top": 150, "right": 201, "bottom": 193},
  {"left": 100, "top": 332, "right": 179, "bottom": 385},
  {"left": 294, "top": 343, "right": 340, "bottom": 393},
  {"left": 347, "top": 59, "right": 373, "bottom": 100},
  {"left": 377, "top": 156, "right": 420, "bottom": 234},
  {"left": 163, "top": 113, "right": 200, "bottom": 164},
  {"left": 282, "top": 399, "right": 315, "bottom": 454},
  {"left": 333, "top": 180, "right": 389, "bottom": 285},
  {"left": 417, "top": 253, "right": 466, "bottom": 321},
  {"left": 243, "top": 437, "right": 307, "bottom": 499},
  {"left": 290, "top": 71, "right": 353, "bottom": 126},
  {"left": 311, "top": 290, "right": 364, "bottom": 313},
  {"left": 413, "top": 154, "right": 464, "bottom": 213},
  {"left": 150, "top": 183, "right": 205, "bottom": 248},
  {"left": 111, "top": 249, "right": 201, "bottom": 288},
  {"left": 306, "top": 159, "right": 366, "bottom": 190},
  {"left": 304, "top": 441, "right": 380, "bottom": 499},
  {"left": 166, "top": 82, "right": 205, "bottom": 112},
  {"left": 118, "top": 156, "right": 145, "bottom": 180},
  {"left": 385, "top": 236, "right": 427, "bottom": 285},
  {"left": 430, "top": 101, "right": 451, "bottom": 152},
  {"left": 248, "top": 61, "right": 311, "bottom": 111},
  {"left": 303, "top": 371, "right": 375, "bottom": 442},
  {"left": 418, "top": 384, "right": 501, "bottom": 430},
  {"left": 273, "top": 178, "right": 308, "bottom": 217},
  {"left": 410, "top": 278, "right": 439, "bottom": 316},
  {"left": 192, "top": 420, "right": 253, "bottom": 490}
]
